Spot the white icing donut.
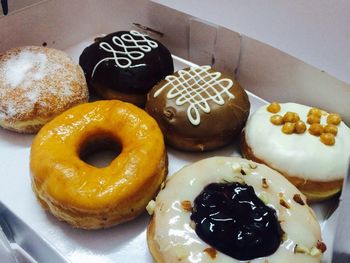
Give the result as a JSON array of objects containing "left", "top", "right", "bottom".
[
  {"left": 147, "top": 157, "right": 325, "bottom": 263},
  {"left": 244, "top": 103, "right": 350, "bottom": 182}
]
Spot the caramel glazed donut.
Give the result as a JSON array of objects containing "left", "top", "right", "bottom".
[
  {"left": 146, "top": 65, "right": 250, "bottom": 151},
  {"left": 79, "top": 30, "right": 174, "bottom": 107},
  {"left": 30, "top": 100, "right": 167, "bottom": 229},
  {"left": 147, "top": 157, "right": 326, "bottom": 263},
  {"left": 241, "top": 102, "right": 350, "bottom": 201},
  {"left": 0, "top": 46, "right": 88, "bottom": 133}
]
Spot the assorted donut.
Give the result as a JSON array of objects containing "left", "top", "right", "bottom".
[
  {"left": 146, "top": 65, "right": 250, "bottom": 151},
  {"left": 3, "top": 30, "right": 344, "bottom": 261},
  {"left": 241, "top": 102, "right": 350, "bottom": 201},
  {"left": 30, "top": 100, "right": 167, "bottom": 229},
  {"left": 79, "top": 30, "right": 174, "bottom": 107},
  {"left": 147, "top": 157, "right": 326, "bottom": 263},
  {"left": 0, "top": 46, "right": 88, "bottom": 133}
]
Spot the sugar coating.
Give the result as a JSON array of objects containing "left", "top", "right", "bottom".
[{"left": 0, "top": 46, "right": 88, "bottom": 123}]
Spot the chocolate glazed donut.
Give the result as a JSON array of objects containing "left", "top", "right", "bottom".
[
  {"left": 146, "top": 66, "right": 250, "bottom": 151},
  {"left": 79, "top": 31, "right": 174, "bottom": 107}
]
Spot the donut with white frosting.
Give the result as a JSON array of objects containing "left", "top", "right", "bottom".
[
  {"left": 146, "top": 66, "right": 250, "bottom": 151},
  {"left": 241, "top": 102, "right": 350, "bottom": 201},
  {"left": 147, "top": 157, "right": 325, "bottom": 263}
]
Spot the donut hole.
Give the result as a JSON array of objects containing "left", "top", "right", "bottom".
[{"left": 79, "top": 133, "right": 122, "bottom": 168}]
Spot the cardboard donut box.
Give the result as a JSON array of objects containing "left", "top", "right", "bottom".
[{"left": 0, "top": 0, "right": 348, "bottom": 262}]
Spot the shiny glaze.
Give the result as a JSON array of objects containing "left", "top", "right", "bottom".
[
  {"left": 149, "top": 157, "right": 323, "bottom": 263},
  {"left": 191, "top": 182, "right": 282, "bottom": 260},
  {"left": 30, "top": 100, "right": 166, "bottom": 228},
  {"left": 79, "top": 31, "right": 174, "bottom": 95}
]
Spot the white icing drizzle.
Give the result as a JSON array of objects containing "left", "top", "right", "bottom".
[
  {"left": 91, "top": 30, "right": 158, "bottom": 77},
  {"left": 153, "top": 66, "right": 234, "bottom": 126}
]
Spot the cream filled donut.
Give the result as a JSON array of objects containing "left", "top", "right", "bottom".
[
  {"left": 0, "top": 46, "right": 88, "bottom": 133},
  {"left": 146, "top": 66, "right": 250, "bottom": 151},
  {"left": 241, "top": 102, "right": 350, "bottom": 201},
  {"left": 147, "top": 157, "right": 326, "bottom": 263}
]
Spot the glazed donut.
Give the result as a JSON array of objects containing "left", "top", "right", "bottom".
[
  {"left": 146, "top": 65, "right": 250, "bottom": 151},
  {"left": 241, "top": 102, "right": 350, "bottom": 201},
  {"left": 0, "top": 46, "right": 88, "bottom": 133},
  {"left": 30, "top": 100, "right": 167, "bottom": 229},
  {"left": 147, "top": 157, "right": 326, "bottom": 263},
  {"left": 79, "top": 30, "right": 174, "bottom": 107}
]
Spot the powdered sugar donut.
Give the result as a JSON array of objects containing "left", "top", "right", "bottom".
[
  {"left": 241, "top": 102, "right": 350, "bottom": 201},
  {"left": 147, "top": 157, "right": 326, "bottom": 263},
  {"left": 0, "top": 46, "right": 88, "bottom": 133}
]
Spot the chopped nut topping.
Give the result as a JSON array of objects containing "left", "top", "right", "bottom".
[
  {"left": 308, "top": 108, "right": 322, "bottom": 118},
  {"left": 282, "top": 233, "right": 288, "bottom": 242},
  {"left": 203, "top": 247, "right": 217, "bottom": 259},
  {"left": 307, "top": 114, "right": 321, "bottom": 125},
  {"left": 189, "top": 220, "right": 196, "bottom": 230},
  {"left": 248, "top": 160, "right": 257, "bottom": 169},
  {"left": 294, "top": 244, "right": 310, "bottom": 254},
  {"left": 160, "top": 181, "right": 166, "bottom": 190},
  {"left": 316, "top": 241, "right": 327, "bottom": 253},
  {"left": 293, "top": 194, "right": 305, "bottom": 205},
  {"left": 283, "top": 112, "right": 300, "bottom": 123},
  {"left": 181, "top": 200, "right": 192, "bottom": 212},
  {"left": 174, "top": 245, "right": 189, "bottom": 260},
  {"left": 231, "top": 163, "right": 242, "bottom": 173},
  {"left": 267, "top": 102, "right": 281, "bottom": 113},
  {"left": 279, "top": 193, "right": 291, "bottom": 209},
  {"left": 258, "top": 192, "right": 269, "bottom": 204},
  {"left": 324, "top": 124, "right": 338, "bottom": 136},
  {"left": 282, "top": 122, "right": 295, "bottom": 134},
  {"left": 262, "top": 178, "right": 269, "bottom": 188},
  {"left": 270, "top": 114, "right": 284, "bottom": 125},
  {"left": 146, "top": 200, "right": 156, "bottom": 215},
  {"left": 310, "top": 247, "right": 322, "bottom": 256},
  {"left": 308, "top": 123, "right": 324, "bottom": 136},
  {"left": 327, "top": 113, "right": 341, "bottom": 125},
  {"left": 294, "top": 120, "right": 306, "bottom": 134},
  {"left": 320, "top": 133, "right": 335, "bottom": 146}
]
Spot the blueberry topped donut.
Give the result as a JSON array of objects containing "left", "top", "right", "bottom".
[
  {"left": 79, "top": 30, "right": 174, "bottom": 107},
  {"left": 241, "top": 102, "right": 350, "bottom": 201},
  {"left": 147, "top": 157, "right": 326, "bottom": 263},
  {"left": 145, "top": 66, "right": 250, "bottom": 151}
]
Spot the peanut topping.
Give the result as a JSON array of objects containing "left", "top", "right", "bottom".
[
  {"left": 181, "top": 200, "right": 192, "bottom": 212},
  {"left": 308, "top": 123, "right": 323, "bottom": 136},
  {"left": 248, "top": 161, "right": 257, "bottom": 169},
  {"left": 293, "top": 194, "right": 305, "bottom": 205},
  {"left": 283, "top": 112, "right": 300, "bottom": 123},
  {"left": 279, "top": 193, "right": 291, "bottom": 209},
  {"left": 282, "top": 122, "right": 295, "bottom": 134},
  {"left": 327, "top": 113, "right": 341, "bottom": 125},
  {"left": 316, "top": 241, "right": 327, "bottom": 253},
  {"left": 307, "top": 114, "right": 321, "bottom": 125},
  {"left": 324, "top": 124, "right": 338, "bottom": 136},
  {"left": 267, "top": 102, "right": 281, "bottom": 113},
  {"left": 294, "top": 244, "right": 310, "bottom": 254},
  {"left": 270, "top": 114, "right": 284, "bottom": 125},
  {"left": 294, "top": 121, "right": 306, "bottom": 134},
  {"left": 203, "top": 247, "right": 217, "bottom": 259},
  {"left": 308, "top": 108, "right": 322, "bottom": 118},
  {"left": 320, "top": 133, "right": 335, "bottom": 146}
]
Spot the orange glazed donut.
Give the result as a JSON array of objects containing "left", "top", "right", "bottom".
[{"left": 30, "top": 100, "right": 167, "bottom": 229}]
